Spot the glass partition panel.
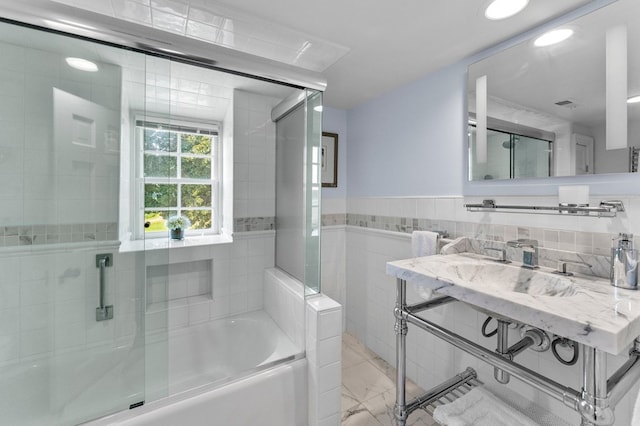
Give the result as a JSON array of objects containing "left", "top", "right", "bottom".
[
  {"left": 0, "top": 20, "right": 147, "bottom": 425},
  {"left": 305, "top": 90, "right": 323, "bottom": 295},
  {"left": 0, "top": 11, "right": 320, "bottom": 424}
]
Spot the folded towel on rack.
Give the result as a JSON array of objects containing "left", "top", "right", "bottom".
[
  {"left": 433, "top": 387, "right": 541, "bottom": 426},
  {"left": 409, "top": 231, "right": 440, "bottom": 300}
]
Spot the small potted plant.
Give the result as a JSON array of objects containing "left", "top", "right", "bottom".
[{"left": 167, "top": 215, "right": 191, "bottom": 240}]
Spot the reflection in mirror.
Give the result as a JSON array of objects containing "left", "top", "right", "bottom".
[
  {"left": 468, "top": 0, "right": 640, "bottom": 181},
  {"left": 469, "top": 116, "right": 553, "bottom": 180}
]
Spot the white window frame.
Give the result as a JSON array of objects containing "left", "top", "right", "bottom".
[{"left": 134, "top": 115, "right": 221, "bottom": 240}]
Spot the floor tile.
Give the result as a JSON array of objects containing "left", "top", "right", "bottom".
[
  {"left": 369, "top": 354, "right": 396, "bottom": 379},
  {"left": 343, "top": 343, "right": 367, "bottom": 369},
  {"left": 340, "top": 333, "right": 437, "bottom": 426},
  {"left": 343, "top": 360, "right": 395, "bottom": 402},
  {"left": 342, "top": 404, "right": 382, "bottom": 426},
  {"left": 343, "top": 333, "right": 377, "bottom": 359},
  {"left": 342, "top": 386, "right": 360, "bottom": 412}
]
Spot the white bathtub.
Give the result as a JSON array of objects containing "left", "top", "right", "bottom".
[
  {"left": 165, "top": 309, "right": 301, "bottom": 394},
  {"left": 92, "top": 359, "right": 308, "bottom": 426},
  {"left": 88, "top": 307, "right": 304, "bottom": 426}
]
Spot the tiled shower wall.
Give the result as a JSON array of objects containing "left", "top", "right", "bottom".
[
  {"left": 320, "top": 195, "right": 640, "bottom": 426},
  {"left": 0, "top": 41, "right": 121, "bottom": 232},
  {"left": 0, "top": 89, "right": 282, "bottom": 369},
  {"left": 144, "top": 90, "right": 280, "bottom": 333}
]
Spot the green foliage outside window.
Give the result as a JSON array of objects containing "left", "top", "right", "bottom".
[
  {"left": 144, "top": 129, "right": 177, "bottom": 152},
  {"left": 181, "top": 134, "right": 211, "bottom": 154},
  {"left": 145, "top": 184, "right": 177, "bottom": 208},
  {"left": 142, "top": 125, "right": 217, "bottom": 234},
  {"left": 144, "top": 154, "right": 177, "bottom": 178}
]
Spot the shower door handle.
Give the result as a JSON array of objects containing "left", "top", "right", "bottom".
[{"left": 96, "top": 253, "right": 114, "bottom": 321}]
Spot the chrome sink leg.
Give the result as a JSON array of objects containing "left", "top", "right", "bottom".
[
  {"left": 394, "top": 278, "right": 408, "bottom": 426},
  {"left": 579, "top": 346, "right": 614, "bottom": 425}
]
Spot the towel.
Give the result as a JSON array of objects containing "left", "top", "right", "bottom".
[
  {"left": 409, "top": 231, "right": 440, "bottom": 301},
  {"left": 433, "top": 387, "right": 541, "bottom": 426},
  {"left": 412, "top": 230, "right": 440, "bottom": 257}
]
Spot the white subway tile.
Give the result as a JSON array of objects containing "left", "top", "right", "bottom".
[
  {"left": 317, "top": 386, "right": 341, "bottom": 420},
  {"left": 318, "top": 309, "right": 342, "bottom": 341},
  {"left": 188, "top": 301, "right": 210, "bottom": 325},
  {"left": 55, "top": 321, "right": 84, "bottom": 350},
  {"left": 316, "top": 335, "right": 341, "bottom": 367},
  {"left": 168, "top": 305, "right": 188, "bottom": 330},
  {"left": 210, "top": 297, "right": 229, "bottom": 320},
  {"left": 318, "top": 361, "right": 341, "bottom": 395},
  {"left": 20, "top": 328, "right": 51, "bottom": 357}
]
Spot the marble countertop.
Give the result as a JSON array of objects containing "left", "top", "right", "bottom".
[{"left": 386, "top": 252, "right": 640, "bottom": 355}]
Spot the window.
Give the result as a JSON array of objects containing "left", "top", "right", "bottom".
[{"left": 136, "top": 118, "right": 220, "bottom": 238}]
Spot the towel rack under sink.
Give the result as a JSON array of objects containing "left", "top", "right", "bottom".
[{"left": 411, "top": 367, "right": 482, "bottom": 417}]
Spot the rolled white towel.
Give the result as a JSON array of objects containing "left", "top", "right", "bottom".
[
  {"left": 433, "top": 387, "right": 541, "bottom": 426},
  {"left": 412, "top": 230, "right": 440, "bottom": 257},
  {"left": 409, "top": 231, "right": 440, "bottom": 301}
]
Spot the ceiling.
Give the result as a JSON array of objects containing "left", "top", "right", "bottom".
[
  {"left": 468, "top": 0, "right": 640, "bottom": 130},
  {"left": 49, "top": 0, "right": 599, "bottom": 110},
  {"left": 209, "top": 0, "right": 596, "bottom": 109}
]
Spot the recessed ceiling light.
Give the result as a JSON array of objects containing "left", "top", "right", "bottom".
[
  {"left": 485, "top": 0, "right": 529, "bottom": 20},
  {"left": 65, "top": 57, "right": 99, "bottom": 72},
  {"left": 628, "top": 95, "right": 640, "bottom": 104},
  {"left": 534, "top": 29, "right": 574, "bottom": 47}
]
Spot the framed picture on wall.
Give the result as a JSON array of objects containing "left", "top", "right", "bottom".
[{"left": 321, "top": 132, "right": 338, "bottom": 187}]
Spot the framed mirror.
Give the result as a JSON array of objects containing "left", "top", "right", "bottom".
[{"left": 467, "top": 0, "right": 640, "bottom": 182}]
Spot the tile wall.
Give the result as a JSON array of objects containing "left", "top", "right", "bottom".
[
  {"left": 0, "top": 89, "right": 281, "bottom": 370},
  {"left": 0, "top": 41, "right": 122, "bottom": 230}
]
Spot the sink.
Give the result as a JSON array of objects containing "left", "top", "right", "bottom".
[
  {"left": 387, "top": 252, "right": 640, "bottom": 354},
  {"left": 446, "top": 262, "right": 577, "bottom": 297}
]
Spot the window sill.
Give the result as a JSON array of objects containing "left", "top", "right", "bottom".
[{"left": 119, "top": 233, "right": 233, "bottom": 253}]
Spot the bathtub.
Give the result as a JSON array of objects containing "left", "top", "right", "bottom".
[
  {"left": 91, "top": 359, "right": 308, "bottom": 426},
  {"left": 88, "top": 308, "right": 305, "bottom": 426},
  {"left": 165, "top": 309, "right": 301, "bottom": 394}
]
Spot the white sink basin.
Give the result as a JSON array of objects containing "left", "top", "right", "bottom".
[
  {"left": 386, "top": 252, "right": 640, "bottom": 354},
  {"left": 446, "top": 262, "right": 577, "bottom": 297}
]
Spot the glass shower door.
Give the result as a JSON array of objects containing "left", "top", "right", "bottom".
[{"left": 0, "top": 20, "right": 147, "bottom": 425}]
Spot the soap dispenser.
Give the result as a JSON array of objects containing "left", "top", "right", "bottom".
[{"left": 611, "top": 233, "right": 638, "bottom": 289}]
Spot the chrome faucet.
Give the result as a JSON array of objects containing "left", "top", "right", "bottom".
[
  {"left": 485, "top": 247, "right": 510, "bottom": 263},
  {"left": 507, "top": 239, "right": 539, "bottom": 269},
  {"left": 555, "top": 258, "right": 593, "bottom": 276}
]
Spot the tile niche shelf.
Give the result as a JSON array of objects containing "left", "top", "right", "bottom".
[{"left": 464, "top": 199, "right": 625, "bottom": 218}]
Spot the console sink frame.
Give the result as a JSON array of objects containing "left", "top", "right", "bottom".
[{"left": 388, "top": 255, "right": 640, "bottom": 426}]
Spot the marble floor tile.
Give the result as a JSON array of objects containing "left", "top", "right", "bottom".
[
  {"left": 341, "top": 332, "right": 437, "bottom": 426},
  {"left": 374, "top": 408, "right": 437, "bottom": 426},
  {"left": 343, "top": 360, "right": 396, "bottom": 402},
  {"left": 342, "top": 404, "right": 382, "bottom": 426},
  {"left": 342, "top": 386, "right": 360, "bottom": 412},
  {"left": 343, "top": 333, "right": 377, "bottom": 359},
  {"left": 343, "top": 343, "right": 367, "bottom": 369}
]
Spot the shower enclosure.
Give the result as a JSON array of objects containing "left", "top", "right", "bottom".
[
  {"left": 0, "top": 9, "right": 322, "bottom": 425},
  {"left": 469, "top": 125, "right": 553, "bottom": 180}
]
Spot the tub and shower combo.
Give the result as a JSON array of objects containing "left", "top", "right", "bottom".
[{"left": 0, "top": 2, "right": 341, "bottom": 425}]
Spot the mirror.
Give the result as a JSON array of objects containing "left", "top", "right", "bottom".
[{"left": 468, "top": 0, "right": 640, "bottom": 181}]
